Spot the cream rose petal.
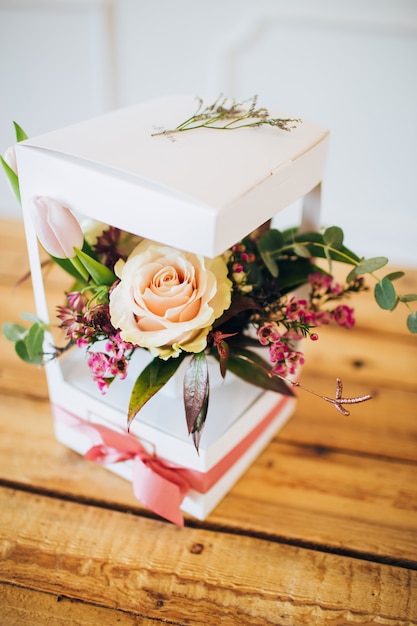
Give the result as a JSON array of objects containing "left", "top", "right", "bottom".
[{"left": 109, "top": 239, "right": 232, "bottom": 358}]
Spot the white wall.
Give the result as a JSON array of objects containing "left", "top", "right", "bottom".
[{"left": 1, "top": 0, "right": 416, "bottom": 266}]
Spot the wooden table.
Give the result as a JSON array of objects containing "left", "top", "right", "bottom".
[{"left": 1, "top": 218, "right": 416, "bottom": 625}]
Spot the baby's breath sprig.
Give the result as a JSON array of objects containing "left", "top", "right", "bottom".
[{"left": 151, "top": 95, "right": 301, "bottom": 136}]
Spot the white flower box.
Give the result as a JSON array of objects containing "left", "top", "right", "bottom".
[{"left": 15, "top": 95, "right": 329, "bottom": 523}]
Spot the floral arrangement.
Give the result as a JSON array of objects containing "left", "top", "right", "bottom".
[{"left": 2, "top": 102, "right": 417, "bottom": 452}]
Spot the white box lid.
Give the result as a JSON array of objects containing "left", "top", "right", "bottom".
[{"left": 16, "top": 95, "right": 329, "bottom": 257}]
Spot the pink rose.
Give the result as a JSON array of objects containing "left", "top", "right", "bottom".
[
  {"left": 30, "top": 195, "right": 84, "bottom": 258},
  {"left": 109, "top": 240, "right": 232, "bottom": 358}
]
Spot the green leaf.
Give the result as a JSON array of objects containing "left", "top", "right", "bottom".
[
  {"left": 273, "top": 258, "right": 319, "bottom": 294},
  {"left": 374, "top": 277, "right": 397, "bottom": 310},
  {"left": 398, "top": 294, "right": 417, "bottom": 303},
  {"left": 183, "top": 351, "right": 209, "bottom": 436},
  {"left": 225, "top": 347, "right": 294, "bottom": 396},
  {"left": 355, "top": 256, "right": 389, "bottom": 275},
  {"left": 74, "top": 247, "right": 117, "bottom": 286},
  {"left": 2, "top": 322, "right": 28, "bottom": 342},
  {"left": 14, "top": 326, "right": 44, "bottom": 365},
  {"left": 323, "top": 226, "right": 344, "bottom": 249},
  {"left": 15, "top": 340, "right": 33, "bottom": 363},
  {"left": 25, "top": 323, "right": 45, "bottom": 361},
  {"left": 0, "top": 155, "right": 20, "bottom": 203},
  {"left": 292, "top": 231, "right": 361, "bottom": 265},
  {"left": 20, "top": 312, "right": 44, "bottom": 323},
  {"left": 385, "top": 271, "right": 405, "bottom": 282},
  {"left": 407, "top": 312, "right": 417, "bottom": 333},
  {"left": 292, "top": 244, "right": 311, "bottom": 258},
  {"left": 257, "top": 229, "right": 283, "bottom": 277},
  {"left": 127, "top": 354, "right": 185, "bottom": 428},
  {"left": 13, "top": 122, "right": 28, "bottom": 142}
]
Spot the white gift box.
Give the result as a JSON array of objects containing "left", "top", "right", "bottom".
[{"left": 15, "top": 95, "right": 329, "bottom": 523}]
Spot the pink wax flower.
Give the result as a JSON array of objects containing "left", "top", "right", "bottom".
[
  {"left": 333, "top": 305, "right": 355, "bottom": 329},
  {"left": 29, "top": 195, "right": 84, "bottom": 259}
]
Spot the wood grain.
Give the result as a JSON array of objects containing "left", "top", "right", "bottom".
[{"left": 1, "top": 487, "right": 416, "bottom": 626}]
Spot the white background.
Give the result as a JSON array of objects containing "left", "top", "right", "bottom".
[{"left": 0, "top": 0, "right": 416, "bottom": 266}]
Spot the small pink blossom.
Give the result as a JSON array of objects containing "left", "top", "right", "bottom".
[
  {"left": 314, "top": 310, "right": 332, "bottom": 326},
  {"left": 257, "top": 322, "right": 280, "bottom": 345},
  {"left": 285, "top": 297, "right": 315, "bottom": 323},
  {"left": 333, "top": 305, "right": 355, "bottom": 329}
]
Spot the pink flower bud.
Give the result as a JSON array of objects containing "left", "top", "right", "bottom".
[
  {"left": 30, "top": 196, "right": 84, "bottom": 258},
  {"left": 3, "top": 145, "right": 18, "bottom": 175}
]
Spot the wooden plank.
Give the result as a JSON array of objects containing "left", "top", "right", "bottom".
[
  {"left": 301, "top": 324, "right": 417, "bottom": 392},
  {"left": 282, "top": 375, "right": 417, "bottom": 462},
  {"left": 214, "top": 439, "right": 417, "bottom": 563},
  {"left": 0, "top": 487, "right": 416, "bottom": 625},
  {"left": 0, "top": 582, "right": 160, "bottom": 626},
  {"left": 0, "top": 393, "right": 416, "bottom": 563}
]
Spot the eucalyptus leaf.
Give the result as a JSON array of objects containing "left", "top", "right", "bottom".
[
  {"left": 15, "top": 336, "right": 43, "bottom": 364},
  {"left": 292, "top": 244, "right": 311, "bottom": 258},
  {"left": 374, "top": 278, "right": 397, "bottom": 311},
  {"left": 292, "top": 231, "right": 361, "bottom": 265},
  {"left": 346, "top": 266, "right": 359, "bottom": 283},
  {"left": 407, "top": 312, "right": 417, "bottom": 333},
  {"left": 323, "top": 226, "right": 344, "bottom": 249},
  {"left": 20, "top": 312, "right": 44, "bottom": 323},
  {"left": 15, "top": 340, "right": 32, "bottom": 363},
  {"left": 127, "top": 354, "right": 185, "bottom": 427},
  {"left": 26, "top": 323, "right": 45, "bottom": 361},
  {"left": 183, "top": 351, "right": 209, "bottom": 435},
  {"left": 2, "top": 322, "right": 28, "bottom": 342},
  {"left": 355, "top": 257, "right": 389, "bottom": 275},
  {"left": 398, "top": 294, "right": 417, "bottom": 303},
  {"left": 385, "top": 271, "right": 405, "bottom": 282}
]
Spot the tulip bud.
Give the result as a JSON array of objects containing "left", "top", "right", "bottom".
[
  {"left": 30, "top": 195, "right": 84, "bottom": 258},
  {"left": 3, "top": 145, "right": 18, "bottom": 175}
]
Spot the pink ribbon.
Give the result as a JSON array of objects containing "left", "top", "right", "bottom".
[
  {"left": 53, "top": 405, "right": 190, "bottom": 525},
  {"left": 52, "top": 393, "right": 291, "bottom": 526}
]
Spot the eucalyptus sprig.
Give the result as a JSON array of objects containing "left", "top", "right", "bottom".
[
  {"left": 151, "top": 95, "right": 301, "bottom": 136},
  {"left": 257, "top": 226, "right": 417, "bottom": 333}
]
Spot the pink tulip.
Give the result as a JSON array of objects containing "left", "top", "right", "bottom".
[
  {"left": 3, "top": 145, "right": 18, "bottom": 175},
  {"left": 30, "top": 196, "right": 84, "bottom": 258}
]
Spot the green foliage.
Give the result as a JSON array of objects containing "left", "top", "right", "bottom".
[
  {"left": 74, "top": 247, "right": 117, "bottom": 286},
  {"left": 0, "top": 122, "right": 29, "bottom": 204},
  {"left": 127, "top": 354, "right": 186, "bottom": 428},
  {"left": 257, "top": 229, "right": 283, "bottom": 277},
  {"left": 2, "top": 317, "right": 47, "bottom": 364},
  {"left": 223, "top": 347, "right": 294, "bottom": 396},
  {"left": 407, "top": 312, "right": 417, "bottom": 333},
  {"left": 374, "top": 277, "right": 397, "bottom": 310},
  {"left": 0, "top": 156, "right": 20, "bottom": 203},
  {"left": 13, "top": 121, "right": 28, "bottom": 142}
]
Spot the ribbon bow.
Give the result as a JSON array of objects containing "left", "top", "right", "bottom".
[{"left": 54, "top": 407, "right": 190, "bottom": 525}]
